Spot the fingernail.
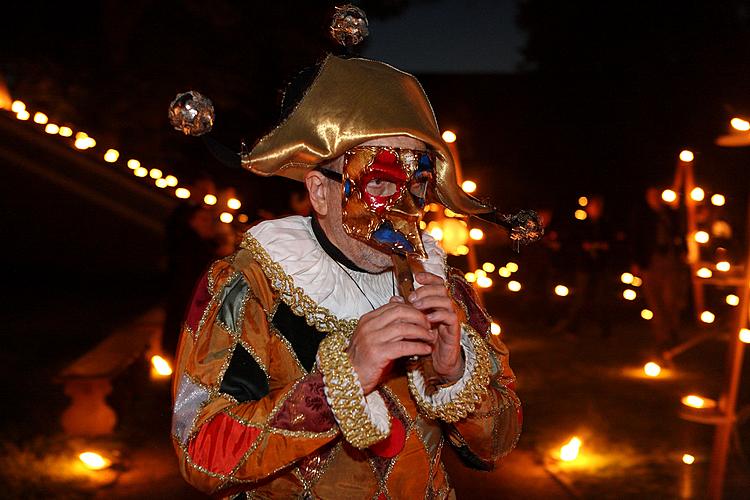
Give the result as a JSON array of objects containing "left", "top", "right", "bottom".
[
  {"left": 408, "top": 293, "right": 417, "bottom": 302},
  {"left": 427, "top": 312, "right": 437, "bottom": 321},
  {"left": 412, "top": 300, "right": 422, "bottom": 307}
]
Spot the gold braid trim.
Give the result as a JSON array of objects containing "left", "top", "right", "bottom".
[
  {"left": 240, "top": 233, "right": 357, "bottom": 336},
  {"left": 407, "top": 324, "right": 491, "bottom": 423},
  {"left": 317, "top": 332, "right": 390, "bottom": 448}
]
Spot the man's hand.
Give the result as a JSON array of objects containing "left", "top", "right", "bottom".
[
  {"left": 347, "top": 300, "right": 435, "bottom": 394},
  {"left": 409, "top": 272, "right": 464, "bottom": 383}
]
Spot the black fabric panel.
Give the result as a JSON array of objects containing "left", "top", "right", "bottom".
[
  {"left": 219, "top": 344, "right": 269, "bottom": 402},
  {"left": 271, "top": 302, "right": 325, "bottom": 372}
]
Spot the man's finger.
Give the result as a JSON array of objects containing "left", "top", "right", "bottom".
[
  {"left": 384, "top": 340, "right": 433, "bottom": 360},
  {"left": 425, "top": 309, "right": 459, "bottom": 328},
  {"left": 411, "top": 296, "right": 456, "bottom": 314},
  {"left": 414, "top": 272, "right": 445, "bottom": 286},
  {"left": 370, "top": 304, "right": 430, "bottom": 330},
  {"left": 409, "top": 284, "right": 448, "bottom": 302}
]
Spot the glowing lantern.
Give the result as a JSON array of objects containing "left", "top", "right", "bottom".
[
  {"left": 74, "top": 136, "right": 96, "bottom": 149},
  {"left": 165, "top": 175, "right": 178, "bottom": 187},
  {"left": 103, "top": 149, "right": 119, "bottom": 163},
  {"left": 554, "top": 285, "right": 569, "bottom": 297},
  {"left": 726, "top": 294, "right": 740, "bottom": 306},
  {"left": 559, "top": 437, "right": 582, "bottom": 462},
  {"left": 175, "top": 188, "right": 191, "bottom": 199},
  {"left": 716, "top": 261, "right": 730, "bottom": 272},
  {"left": 621, "top": 272, "right": 634, "bottom": 284},
  {"left": 11, "top": 100, "right": 25, "bottom": 113},
  {"left": 203, "top": 194, "right": 217, "bottom": 206},
  {"left": 79, "top": 452, "right": 112, "bottom": 470},
  {"left": 442, "top": 130, "right": 457, "bottom": 143},
  {"left": 641, "top": 309, "right": 654, "bottom": 320},
  {"left": 694, "top": 231, "right": 709, "bottom": 244},
  {"left": 696, "top": 267, "right": 712, "bottom": 279},
  {"left": 227, "top": 198, "right": 242, "bottom": 210},
  {"left": 739, "top": 328, "right": 750, "bottom": 343},
  {"left": 134, "top": 167, "right": 148, "bottom": 178},
  {"left": 690, "top": 187, "right": 705, "bottom": 202},
  {"left": 434, "top": 218, "right": 469, "bottom": 254},
  {"left": 623, "top": 289, "right": 636, "bottom": 301},
  {"left": 155, "top": 178, "right": 168, "bottom": 188},
  {"left": 731, "top": 117, "right": 750, "bottom": 131},
  {"left": 681, "top": 394, "right": 717, "bottom": 409},
  {"left": 461, "top": 180, "right": 477, "bottom": 193},
  {"left": 643, "top": 361, "right": 661, "bottom": 377},
  {"left": 45, "top": 123, "right": 59, "bottom": 134},
  {"left": 711, "top": 194, "right": 726, "bottom": 206},
  {"left": 506, "top": 262, "right": 519, "bottom": 273},
  {"left": 220, "top": 212, "right": 234, "bottom": 223},
  {"left": 578, "top": 196, "right": 588, "bottom": 207},
  {"left": 475, "top": 269, "right": 487, "bottom": 278},
  {"left": 482, "top": 262, "right": 496, "bottom": 273},
  {"left": 508, "top": 280, "right": 521, "bottom": 292},
  {"left": 33, "top": 112, "right": 48, "bottom": 124},
  {"left": 149, "top": 168, "right": 163, "bottom": 179},
  {"left": 469, "top": 228, "right": 484, "bottom": 240},
  {"left": 682, "top": 454, "right": 695, "bottom": 465},
  {"left": 465, "top": 272, "right": 476, "bottom": 283},
  {"left": 661, "top": 189, "right": 677, "bottom": 203},
  {"left": 574, "top": 209, "right": 587, "bottom": 220},
  {"left": 58, "top": 126, "right": 73, "bottom": 137},
  {"left": 679, "top": 150, "right": 694, "bottom": 162},
  {"left": 151, "top": 355, "right": 173, "bottom": 377},
  {"left": 490, "top": 322, "right": 501, "bottom": 335},
  {"left": 700, "top": 311, "right": 715, "bottom": 323},
  {"left": 476, "top": 276, "right": 493, "bottom": 288},
  {"left": 498, "top": 267, "right": 511, "bottom": 278},
  {"left": 127, "top": 159, "right": 140, "bottom": 169},
  {"left": 16, "top": 109, "right": 30, "bottom": 120}
]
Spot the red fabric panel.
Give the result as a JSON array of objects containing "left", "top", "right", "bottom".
[
  {"left": 188, "top": 413, "right": 261, "bottom": 475},
  {"left": 268, "top": 373, "right": 336, "bottom": 433},
  {"left": 369, "top": 417, "right": 406, "bottom": 458},
  {"left": 185, "top": 271, "right": 211, "bottom": 332}
]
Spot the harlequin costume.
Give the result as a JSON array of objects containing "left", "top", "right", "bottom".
[{"left": 171, "top": 55, "right": 522, "bottom": 499}]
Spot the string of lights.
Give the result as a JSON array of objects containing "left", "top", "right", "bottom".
[{"left": 2, "top": 99, "right": 249, "bottom": 224}]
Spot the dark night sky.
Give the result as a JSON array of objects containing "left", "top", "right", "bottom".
[
  {"left": 363, "top": 0, "right": 525, "bottom": 73},
  {"left": 4, "top": 1, "right": 750, "bottom": 237}
]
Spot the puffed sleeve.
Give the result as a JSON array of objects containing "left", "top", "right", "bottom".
[
  {"left": 440, "top": 268, "right": 522, "bottom": 470},
  {"left": 171, "top": 255, "right": 340, "bottom": 495}
]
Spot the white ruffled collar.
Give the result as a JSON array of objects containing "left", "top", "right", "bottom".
[{"left": 248, "top": 216, "right": 446, "bottom": 321}]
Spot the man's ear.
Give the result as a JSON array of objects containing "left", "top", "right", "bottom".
[{"left": 305, "top": 170, "right": 329, "bottom": 216}]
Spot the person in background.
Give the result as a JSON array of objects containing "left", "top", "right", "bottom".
[
  {"left": 554, "top": 195, "right": 614, "bottom": 338},
  {"left": 631, "top": 187, "right": 687, "bottom": 352}
]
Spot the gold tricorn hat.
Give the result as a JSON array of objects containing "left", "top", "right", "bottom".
[{"left": 241, "top": 54, "right": 493, "bottom": 216}]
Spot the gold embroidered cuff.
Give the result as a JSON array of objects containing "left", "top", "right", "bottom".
[
  {"left": 407, "top": 324, "right": 491, "bottom": 423},
  {"left": 317, "top": 332, "right": 390, "bottom": 448}
]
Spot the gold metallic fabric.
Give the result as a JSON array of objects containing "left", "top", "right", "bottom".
[{"left": 242, "top": 55, "right": 492, "bottom": 216}]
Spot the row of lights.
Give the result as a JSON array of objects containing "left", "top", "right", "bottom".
[{"left": 6, "top": 99, "right": 248, "bottom": 224}]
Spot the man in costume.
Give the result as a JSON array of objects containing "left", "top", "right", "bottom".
[{"left": 171, "top": 55, "right": 522, "bottom": 499}]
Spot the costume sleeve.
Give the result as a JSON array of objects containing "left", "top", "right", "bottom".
[
  {"left": 171, "top": 258, "right": 339, "bottom": 495},
  {"left": 410, "top": 268, "right": 522, "bottom": 470}
]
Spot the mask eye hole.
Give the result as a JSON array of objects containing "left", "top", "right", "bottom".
[
  {"left": 365, "top": 178, "right": 398, "bottom": 197},
  {"left": 409, "top": 179, "right": 428, "bottom": 200}
]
